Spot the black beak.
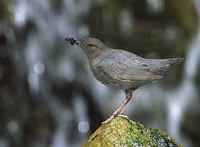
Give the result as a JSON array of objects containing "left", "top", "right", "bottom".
[{"left": 65, "top": 37, "right": 80, "bottom": 46}]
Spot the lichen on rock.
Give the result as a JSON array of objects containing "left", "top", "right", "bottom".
[{"left": 83, "top": 116, "right": 180, "bottom": 147}]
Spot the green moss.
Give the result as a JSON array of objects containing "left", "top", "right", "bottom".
[{"left": 83, "top": 116, "right": 180, "bottom": 147}]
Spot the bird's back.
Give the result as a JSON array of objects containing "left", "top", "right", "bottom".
[{"left": 91, "top": 49, "right": 183, "bottom": 90}]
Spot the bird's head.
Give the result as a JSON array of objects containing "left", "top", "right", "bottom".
[
  {"left": 78, "top": 37, "right": 105, "bottom": 49},
  {"left": 65, "top": 37, "right": 107, "bottom": 60}
]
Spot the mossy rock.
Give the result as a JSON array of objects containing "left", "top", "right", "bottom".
[{"left": 83, "top": 116, "right": 180, "bottom": 147}]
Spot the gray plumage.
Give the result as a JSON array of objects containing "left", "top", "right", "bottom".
[
  {"left": 65, "top": 37, "right": 184, "bottom": 123},
  {"left": 91, "top": 49, "right": 183, "bottom": 91}
]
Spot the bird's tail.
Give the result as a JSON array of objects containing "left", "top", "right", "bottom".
[
  {"left": 165, "top": 58, "right": 184, "bottom": 66},
  {"left": 159, "top": 58, "right": 184, "bottom": 76},
  {"left": 148, "top": 58, "right": 184, "bottom": 76}
]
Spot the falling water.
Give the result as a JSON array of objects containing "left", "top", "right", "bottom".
[
  {"left": 13, "top": 0, "right": 90, "bottom": 146},
  {"left": 166, "top": 32, "right": 199, "bottom": 142},
  {"left": 166, "top": 0, "right": 200, "bottom": 144}
]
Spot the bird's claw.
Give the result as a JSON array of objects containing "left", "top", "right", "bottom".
[
  {"left": 101, "top": 115, "right": 115, "bottom": 125},
  {"left": 101, "top": 114, "right": 129, "bottom": 125},
  {"left": 118, "top": 114, "right": 129, "bottom": 119}
]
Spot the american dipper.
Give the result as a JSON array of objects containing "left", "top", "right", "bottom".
[{"left": 65, "top": 37, "right": 183, "bottom": 124}]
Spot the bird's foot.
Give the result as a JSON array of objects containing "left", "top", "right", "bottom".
[
  {"left": 101, "top": 110, "right": 121, "bottom": 125},
  {"left": 101, "top": 115, "right": 114, "bottom": 125},
  {"left": 101, "top": 114, "right": 129, "bottom": 125},
  {"left": 118, "top": 114, "right": 129, "bottom": 119}
]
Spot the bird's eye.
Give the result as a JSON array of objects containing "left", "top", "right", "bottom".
[{"left": 88, "top": 44, "right": 94, "bottom": 47}]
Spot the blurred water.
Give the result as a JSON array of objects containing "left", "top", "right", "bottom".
[
  {"left": 166, "top": 29, "right": 200, "bottom": 143},
  {"left": 13, "top": 0, "right": 90, "bottom": 146},
  {"left": 6, "top": 0, "right": 200, "bottom": 146},
  {"left": 166, "top": 0, "right": 200, "bottom": 144}
]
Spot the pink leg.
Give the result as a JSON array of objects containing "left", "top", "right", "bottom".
[{"left": 102, "top": 91, "right": 133, "bottom": 124}]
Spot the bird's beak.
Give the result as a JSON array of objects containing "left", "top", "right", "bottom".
[
  {"left": 76, "top": 40, "right": 81, "bottom": 45},
  {"left": 76, "top": 40, "right": 88, "bottom": 48},
  {"left": 65, "top": 37, "right": 80, "bottom": 46}
]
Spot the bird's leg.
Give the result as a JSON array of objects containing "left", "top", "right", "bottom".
[
  {"left": 102, "top": 90, "right": 133, "bottom": 124},
  {"left": 118, "top": 92, "right": 133, "bottom": 115}
]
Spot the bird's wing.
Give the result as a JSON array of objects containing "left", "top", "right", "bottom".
[{"left": 96, "top": 50, "right": 163, "bottom": 83}]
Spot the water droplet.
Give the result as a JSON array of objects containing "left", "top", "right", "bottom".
[
  {"left": 33, "top": 62, "right": 45, "bottom": 74},
  {"left": 78, "top": 121, "right": 89, "bottom": 133},
  {"left": 7, "top": 120, "right": 19, "bottom": 134}
]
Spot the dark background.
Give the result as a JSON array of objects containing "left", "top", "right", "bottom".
[{"left": 0, "top": 0, "right": 200, "bottom": 146}]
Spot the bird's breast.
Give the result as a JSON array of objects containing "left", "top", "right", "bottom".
[{"left": 89, "top": 63, "right": 123, "bottom": 89}]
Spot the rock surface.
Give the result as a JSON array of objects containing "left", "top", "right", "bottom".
[{"left": 83, "top": 116, "right": 180, "bottom": 147}]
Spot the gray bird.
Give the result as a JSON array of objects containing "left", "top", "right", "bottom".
[{"left": 65, "top": 37, "right": 183, "bottom": 124}]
